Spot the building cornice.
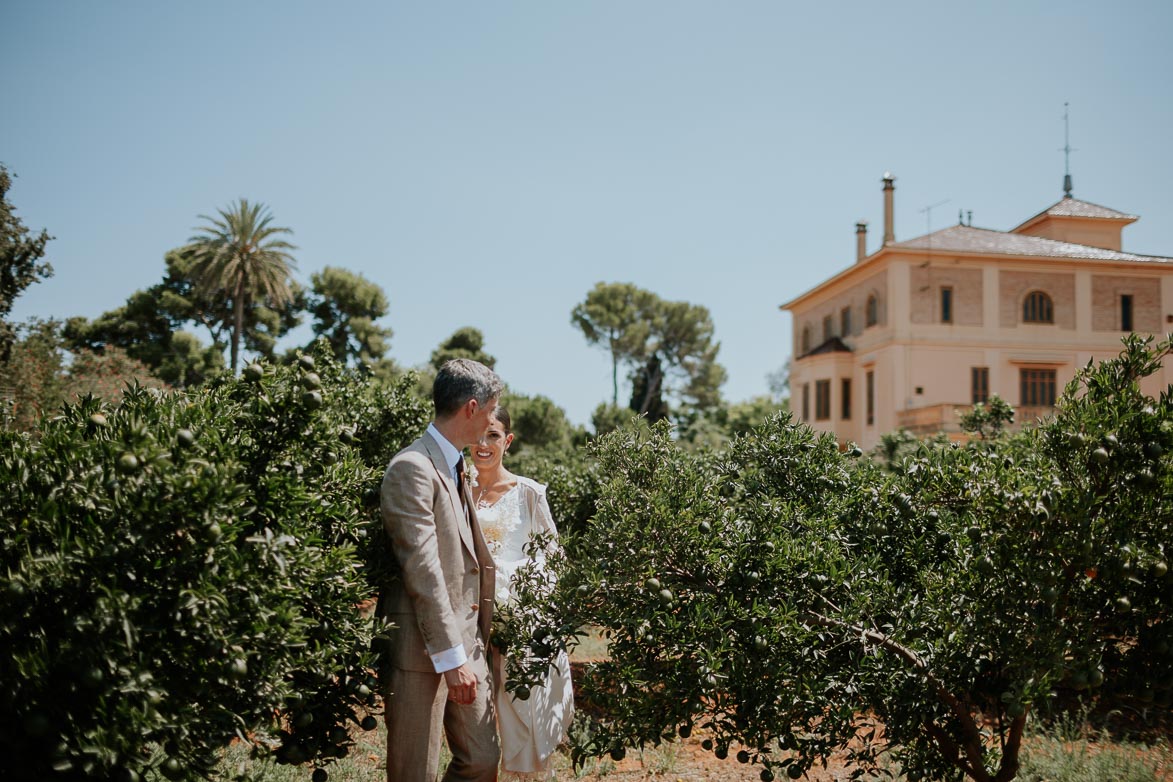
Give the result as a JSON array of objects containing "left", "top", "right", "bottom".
[
  {"left": 780, "top": 252, "right": 889, "bottom": 311},
  {"left": 782, "top": 242, "right": 1172, "bottom": 313}
]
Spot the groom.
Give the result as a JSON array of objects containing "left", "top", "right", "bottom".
[{"left": 380, "top": 358, "right": 503, "bottom": 781}]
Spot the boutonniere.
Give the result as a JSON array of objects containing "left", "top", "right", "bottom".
[{"left": 465, "top": 460, "right": 479, "bottom": 489}]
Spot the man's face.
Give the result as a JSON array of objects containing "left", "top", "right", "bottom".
[{"left": 465, "top": 396, "right": 499, "bottom": 447}]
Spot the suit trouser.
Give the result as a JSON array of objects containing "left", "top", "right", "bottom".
[{"left": 385, "top": 642, "right": 499, "bottom": 782}]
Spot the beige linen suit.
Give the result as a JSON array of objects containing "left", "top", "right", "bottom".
[{"left": 380, "top": 432, "right": 499, "bottom": 782}]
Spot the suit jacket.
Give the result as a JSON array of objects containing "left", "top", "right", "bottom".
[{"left": 379, "top": 431, "right": 496, "bottom": 672}]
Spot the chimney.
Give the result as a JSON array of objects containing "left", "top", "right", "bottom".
[
  {"left": 855, "top": 221, "right": 868, "bottom": 263},
  {"left": 882, "top": 173, "right": 895, "bottom": 245}
]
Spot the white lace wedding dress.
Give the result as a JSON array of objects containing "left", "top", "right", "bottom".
[{"left": 477, "top": 476, "right": 574, "bottom": 778}]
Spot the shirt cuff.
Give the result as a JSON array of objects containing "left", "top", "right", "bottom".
[{"left": 430, "top": 644, "right": 468, "bottom": 673}]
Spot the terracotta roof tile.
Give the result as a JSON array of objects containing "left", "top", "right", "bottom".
[
  {"left": 891, "top": 224, "right": 1171, "bottom": 263},
  {"left": 1040, "top": 197, "right": 1136, "bottom": 220},
  {"left": 800, "top": 336, "right": 853, "bottom": 358},
  {"left": 1011, "top": 197, "right": 1138, "bottom": 233}
]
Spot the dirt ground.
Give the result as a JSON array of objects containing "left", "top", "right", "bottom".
[
  {"left": 563, "top": 730, "right": 856, "bottom": 782},
  {"left": 554, "top": 658, "right": 1171, "bottom": 782},
  {"left": 338, "top": 635, "right": 1169, "bottom": 781},
  {"left": 556, "top": 722, "right": 1173, "bottom": 782},
  {"left": 559, "top": 652, "right": 860, "bottom": 781}
]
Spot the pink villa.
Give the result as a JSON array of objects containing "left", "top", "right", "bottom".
[{"left": 782, "top": 174, "right": 1173, "bottom": 449}]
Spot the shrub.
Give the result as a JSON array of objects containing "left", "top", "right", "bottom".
[
  {"left": 0, "top": 343, "right": 427, "bottom": 781},
  {"left": 508, "top": 445, "right": 603, "bottom": 544},
  {"left": 508, "top": 336, "right": 1170, "bottom": 782}
]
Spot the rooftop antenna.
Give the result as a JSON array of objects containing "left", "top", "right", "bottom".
[
  {"left": 1061, "top": 102, "right": 1076, "bottom": 198},
  {"left": 917, "top": 198, "right": 950, "bottom": 272},
  {"left": 919, "top": 198, "right": 950, "bottom": 235}
]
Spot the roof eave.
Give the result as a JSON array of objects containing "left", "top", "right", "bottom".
[
  {"left": 1011, "top": 201, "right": 1139, "bottom": 234},
  {"left": 781, "top": 243, "right": 1172, "bottom": 312},
  {"left": 780, "top": 249, "right": 889, "bottom": 311},
  {"left": 881, "top": 243, "right": 1171, "bottom": 265}
]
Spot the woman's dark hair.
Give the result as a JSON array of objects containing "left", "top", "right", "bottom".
[{"left": 492, "top": 405, "right": 512, "bottom": 434}]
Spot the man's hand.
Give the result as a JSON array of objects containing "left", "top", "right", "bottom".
[{"left": 443, "top": 663, "right": 478, "bottom": 705}]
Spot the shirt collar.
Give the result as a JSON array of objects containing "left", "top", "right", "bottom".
[{"left": 426, "top": 422, "right": 462, "bottom": 480}]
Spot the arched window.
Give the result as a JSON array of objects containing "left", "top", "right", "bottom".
[
  {"left": 865, "top": 295, "right": 878, "bottom": 328},
  {"left": 1023, "top": 291, "right": 1054, "bottom": 324},
  {"left": 801, "top": 325, "right": 812, "bottom": 354}
]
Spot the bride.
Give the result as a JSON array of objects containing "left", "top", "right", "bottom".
[{"left": 470, "top": 406, "right": 574, "bottom": 779}]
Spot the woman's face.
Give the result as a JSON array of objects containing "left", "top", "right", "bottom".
[{"left": 471, "top": 416, "right": 513, "bottom": 471}]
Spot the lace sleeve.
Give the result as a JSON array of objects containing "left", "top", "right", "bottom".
[{"left": 517, "top": 476, "right": 561, "bottom": 556}]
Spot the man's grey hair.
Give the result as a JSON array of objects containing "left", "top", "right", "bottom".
[{"left": 433, "top": 359, "right": 504, "bottom": 418}]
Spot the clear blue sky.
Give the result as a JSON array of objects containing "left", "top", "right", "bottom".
[{"left": 4, "top": 1, "right": 1172, "bottom": 426}]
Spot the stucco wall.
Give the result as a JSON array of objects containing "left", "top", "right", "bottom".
[
  {"left": 909, "top": 265, "right": 983, "bottom": 325},
  {"left": 1091, "top": 274, "right": 1162, "bottom": 333},
  {"left": 907, "top": 345, "right": 988, "bottom": 404},
  {"left": 1017, "top": 220, "right": 1124, "bottom": 251},
  {"left": 794, "top": 269, "right": 887, "bottom": 355},
  {"left": 999, "top": 270, "right": 1076, "bottom": 329}
]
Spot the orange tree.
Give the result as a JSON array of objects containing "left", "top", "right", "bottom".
[
  {"left": 505, "top": 336, "right": 1170, "bottom": 782},
  {"left": 0, "top": 343, "right": 427, "bottom": 781}
]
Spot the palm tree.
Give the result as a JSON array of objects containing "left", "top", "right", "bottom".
[{"left": 188, "top": 199, "right": 297, "bottom": 373}]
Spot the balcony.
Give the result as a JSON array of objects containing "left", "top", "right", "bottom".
[
  {"left": 1016, "top": 405, "right": 1055, "bottom": 426},
  {"left": 897, "top": 404, "right": 967, "bottom": 437},
  {"left": 896, "top": 403, "right": 1054, "bottom": 437}
]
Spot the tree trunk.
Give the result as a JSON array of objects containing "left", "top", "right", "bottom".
[
  {"left": 806, "top": 610, "right": 1023, "bottom": 782},
  {"left": 638, "top": 367, "right": 662, "bottom": 416},
  {"left": 634, "top": 355, "right": 667, "bottom": 422},
  {"left": 231, "top": 278, "right": 244, "bottom": 373},
  {"left": 609, "top": 335, "right": 619, "bottom": 406},
  {"left": 612, "top": 353, "right": 619, "bottom": 405}
]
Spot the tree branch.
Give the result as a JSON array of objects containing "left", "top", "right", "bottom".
[
  {"left": 805, "top": 610, "right": 993, "bottom": 782},
  {"left": 991, "top": 715, "right": 1026, "bottom": 782}
]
